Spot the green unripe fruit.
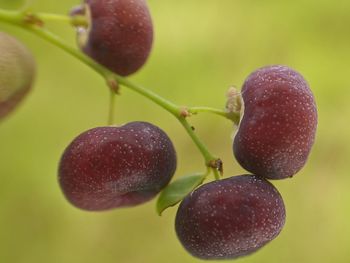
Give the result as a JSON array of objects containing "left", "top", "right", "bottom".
[{"left": 0, "top": 32, "right": 36, "bottom": 120}]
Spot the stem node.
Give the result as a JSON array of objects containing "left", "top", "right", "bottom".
[
  {"left": 107, "top": 77, "right": 120, "bottom": 94},
  {"left": 23, "top": 13, "right": 44, "bottom": 27},
  {"left": 179, "top": 107, "right": 191, "bottom": 118},
  {"left": 208, "top": 159, "right": 224, "bottom": 176}
]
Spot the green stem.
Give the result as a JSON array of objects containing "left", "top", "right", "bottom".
[
  {"left": 0, "top": 8, "right": 222, "bottom": 179},
  {"left": 177, "top": 117, "right": 221, "bottom": 180},
  {"left": 211, "top": 167, "right": 221, "bottom": 181},
  {"left": 36, "top": 13, "right": 71, "bottom": 22},
  {"left": 116, "top": 77, "right": 179, "bottom": 116},
  {"left": 108, "top": 90, "right": 116, "bottom": 125},
  {"left": 189, "top": 106, "right": 227, "bottom": 117},
  {"left": 22, "top": 24, "right": 181, "bottom": 116},
  {"left": 27, "top": 24, "right": 108, "bottom": 75},
  {"left": 35, "top": 13, "right": 88, "bottom": 27},
  {"left": 0, "top": 9, "right": 22, "bottom": 24},
  {"left": 188, "top": 106, "right": 239, "bottom": 124}
]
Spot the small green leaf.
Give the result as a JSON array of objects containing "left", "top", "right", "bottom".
[{"left": 156, "top": 173, "right": 206, "bottom": 215}]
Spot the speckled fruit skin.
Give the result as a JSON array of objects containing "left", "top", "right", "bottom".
[
  {"left": 233, "top": 65, "right": 317, "bottom": 179},
  {"left": 0, "top": 32, "right": 36, "bottom": 120},
  {"left": 74, "top": 0, "right": 153, "bottom": 76},
  {"left": 175, "top": 175, "right": 285, "bottom": 260},
  {"left": 58, "top": 122, "right": 176, "bottom": 211}
]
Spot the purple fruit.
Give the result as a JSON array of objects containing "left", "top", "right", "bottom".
[
  {"left": 175, "top": 175, "right": 285, "bottom": 260},
  {"left": 58, "top": 122, "right": 176, "bottom": 211},
  {"left": 72, "top": 0, "right": 153, "bottom": 76},
  {"left": 0, "top": 32, "right": 36, "bottom": 120},
  {"left": 233, "top": 65, "right": 317, "bottom": 179}
]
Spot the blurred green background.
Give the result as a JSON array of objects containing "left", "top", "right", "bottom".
[{"left": 0, "top": 0, "right": 349, "bottom": 262}]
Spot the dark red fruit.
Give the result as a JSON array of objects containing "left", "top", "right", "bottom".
[
  {"left": 58, "top": 122, "right": 176, "bottom": 211},
  {"left": 72, "top": 0, "right": 153, "bottom": 76},
  {"left": 175, "top": 175, "right": 285, "bottom": 260},
  {"left": 0, "top": 32, "right": 36, "bottom": 120},
  {"left": 233, "top": 65, "right": 317, "bottom": 179}
]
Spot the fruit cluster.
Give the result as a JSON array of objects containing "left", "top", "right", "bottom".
[
  {"left": 0, "top": 0, "right": 317, "bottom": 261},
  {"left": 176, "top": 65, "right": 317, "bottom": 259}
]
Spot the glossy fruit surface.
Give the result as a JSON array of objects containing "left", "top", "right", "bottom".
[
  {"left": 0, "top": 32, "right": 35, "bottom": 120},
  {"left": 59, "top": 122, "right": 176, "bottom": 211},
  {"left": 233, "top": 65, "right": 317, "bottom": 179},
  {"left": 175, "top": 175, "right": 285, "bottom": 260},
  {"left": 73, "top": 0, "right": 153, "bottom": 76}
]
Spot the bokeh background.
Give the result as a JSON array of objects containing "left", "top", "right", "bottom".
[{"left": 0, "top": 0, "right": 349, "bottom": 262}]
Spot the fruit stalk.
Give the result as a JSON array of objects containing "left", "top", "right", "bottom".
[
  {"left": 177, "top": 117, "right": 221, "bottom": 180},
  {"left": 188, "top": 106, "right": 239, "bottom": 123},
  {"left": 35, "top": 13, "right": 88, "bottom": 27}
]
